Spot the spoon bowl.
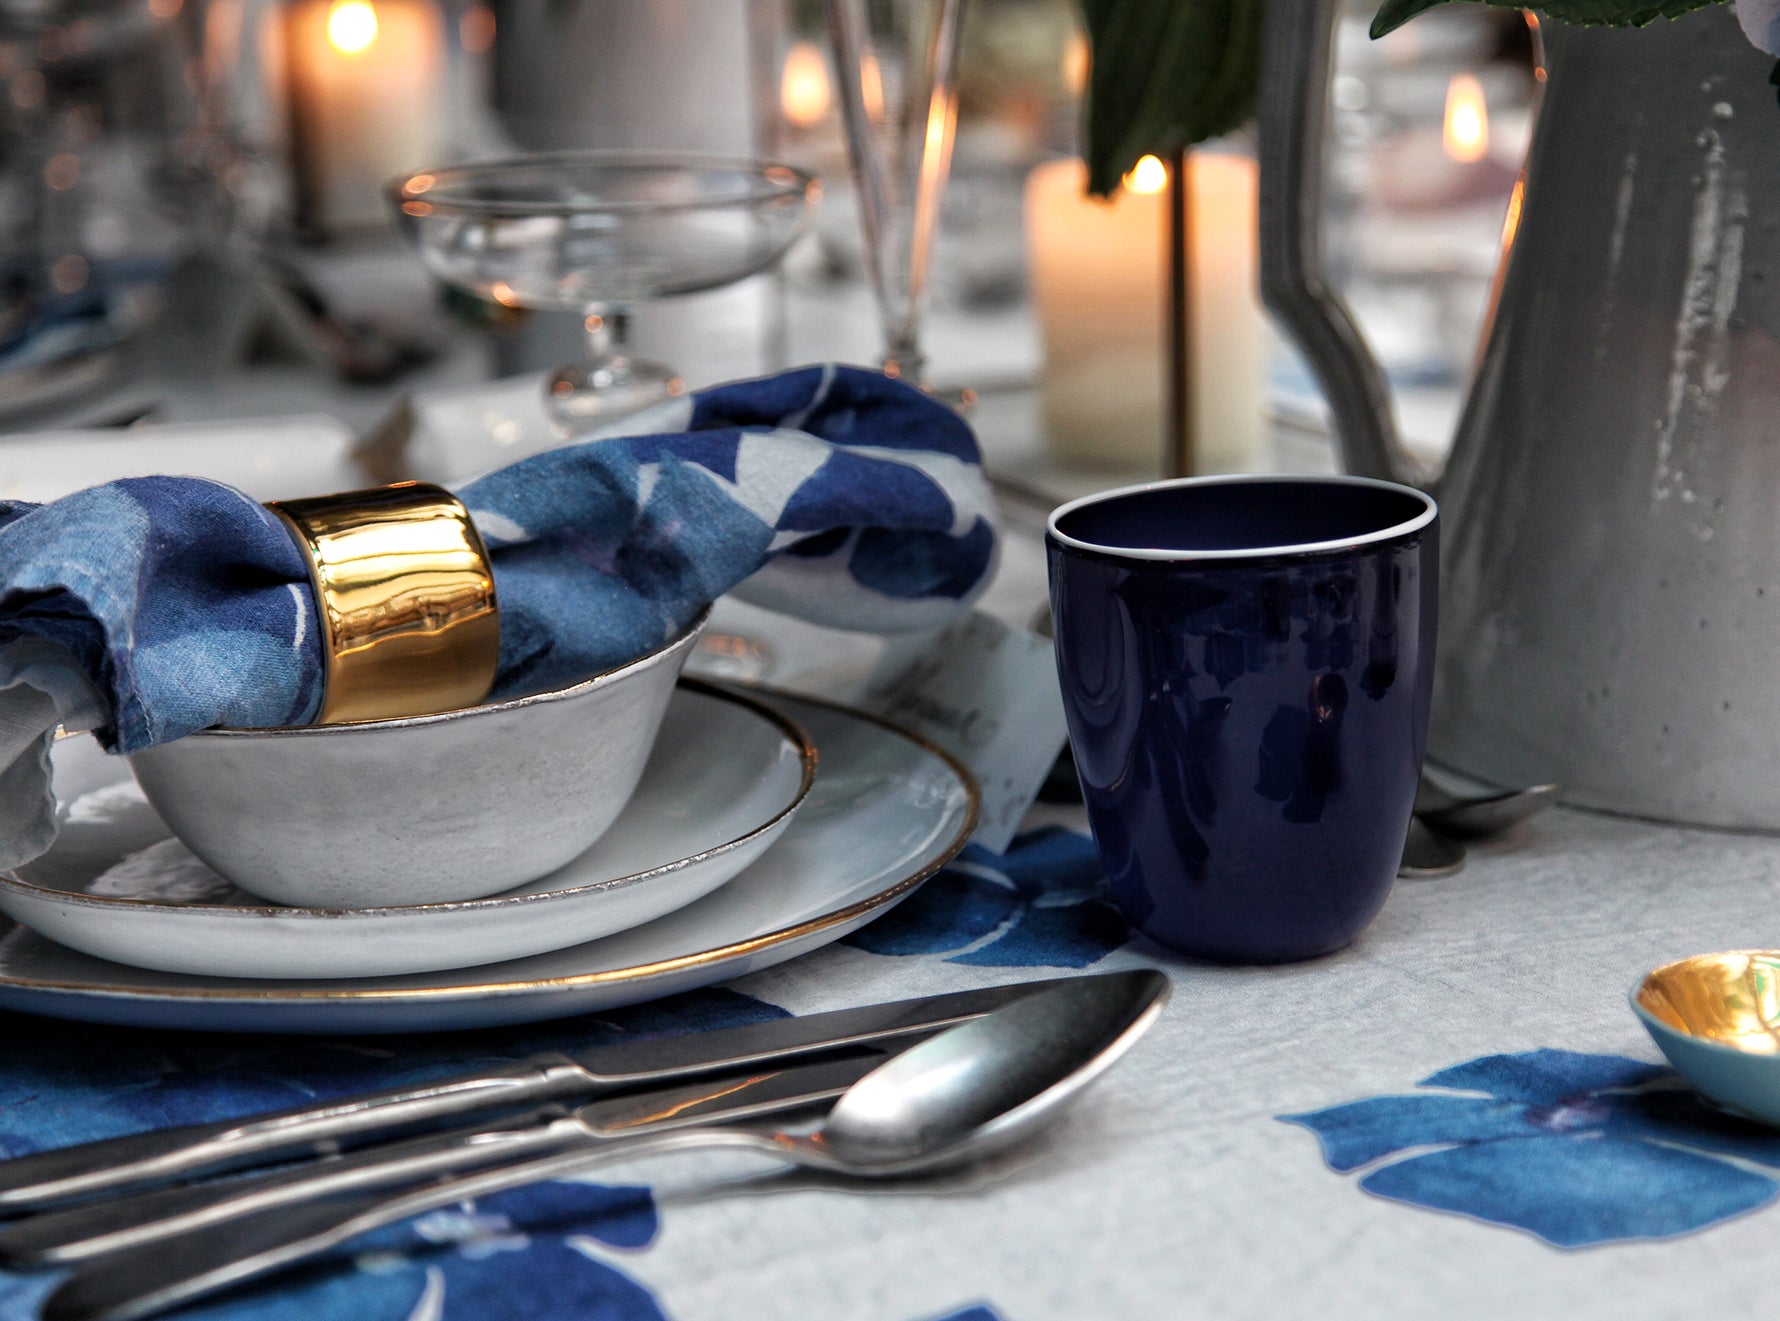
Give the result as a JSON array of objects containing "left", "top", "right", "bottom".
[
  {"left": 1398, "top": 818, "right": 1466, "bottom": 880},
  {"left": 1632, "top": 951, "right": 1780, "bottom": 1127},
  {"left": 1414, "top": 775, "right": 1559, "bottom": 840},
  {"left": 817, "top": 967, "right": 1169, "bottom": 1172}
]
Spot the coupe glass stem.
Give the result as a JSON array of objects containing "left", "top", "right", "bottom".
[
  {"left": 882, "top": 332, "right": 925, "bottom": 386},
  {"left": 585, "top": 306, "right": 622, "bottom": 367},
  {"left": 546, "top": 303, "right": 681, "bottom": 430}
]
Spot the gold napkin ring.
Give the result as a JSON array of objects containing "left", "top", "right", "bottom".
[{"left": 268, "top": 482, "right": 500, "bottom": 725}]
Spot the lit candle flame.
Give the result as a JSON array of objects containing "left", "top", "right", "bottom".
[
  {"left": 781, "top": 41, "right": 831, "bottom": 129},
  {"left": 1443, "top": 73, "right": 1489, "bottom": 164},
  {"left": 327, "top": 0, "right": 379, "bottom": 55},
  {"left": 1123, "top": 154, "right": 1168, "bottom": 196}
]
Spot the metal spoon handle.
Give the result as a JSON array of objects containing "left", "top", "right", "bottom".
[
  {"left": 0, "top": 1059, "right": 578, "bottom": 1212},
  {"left": 0, "top": 1113, "right": 576, "bottom": 1268},
  {"left": 8, "top": 1051, "right": 886, "bottom": 1268},
  {"left": 46, "top": 1127, "right": 780, "bottom": 1321}
]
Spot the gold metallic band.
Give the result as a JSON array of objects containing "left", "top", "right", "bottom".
[{"left": 268, "top": 482, "right": 500, "bottom": 725}]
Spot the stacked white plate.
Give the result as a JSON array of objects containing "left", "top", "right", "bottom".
[{"left": 0, "top": 684, "right": 977, "bottom": 1034}]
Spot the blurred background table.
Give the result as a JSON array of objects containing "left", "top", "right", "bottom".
[{"left": 0, "top": 0, "right": 1535, "bottom": 509}]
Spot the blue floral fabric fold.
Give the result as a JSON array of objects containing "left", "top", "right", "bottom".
[
  {"left": 0, "top": 364, "right": 994, "bottom": 749},
  {"left": 0, "top": 363, "right": 995, "bottom": 869}
]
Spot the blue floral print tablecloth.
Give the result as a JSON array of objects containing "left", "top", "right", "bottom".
[{"left": 4, "top": 800, "right": 1780, "bottom": 1321}]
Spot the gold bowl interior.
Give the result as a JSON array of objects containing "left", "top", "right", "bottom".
[{"left": 1636, "top": 951, "right": 1780, "bottom": 1055}]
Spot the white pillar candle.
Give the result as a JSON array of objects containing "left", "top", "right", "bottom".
[
  {"left": 286, "top": 0, "right": 446, "bottom": 235},
  {"left": 1025, "top": 152, "right": 1264, "bottom": 473}
]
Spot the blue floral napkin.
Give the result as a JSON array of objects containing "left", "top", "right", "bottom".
[{"left": 0, "top": 365, "right": 996, "bottom": 870}]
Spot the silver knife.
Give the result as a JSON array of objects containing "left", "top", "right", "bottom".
[
  {"left": 0, "top": 1049, "right": 890, "bottom": 1269},
  {"left": 0, "top": 977, "right": 1060, "bottom": 1212}
]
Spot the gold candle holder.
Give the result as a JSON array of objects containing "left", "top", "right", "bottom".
[{"left": 268, "top": 482, "right": 500, "bottom": 724}]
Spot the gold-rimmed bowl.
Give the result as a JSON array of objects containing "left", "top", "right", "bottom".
[
  {"left": 125, "top": 613, "right": 709, "bottom": 909},
  {"left": 1631, "top": 950, "right": 1780, "bottom": 1126}
]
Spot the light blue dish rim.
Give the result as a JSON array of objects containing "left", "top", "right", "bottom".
[{"left": 1628, "top": 966, "right": 1780, "bottom": 1128}]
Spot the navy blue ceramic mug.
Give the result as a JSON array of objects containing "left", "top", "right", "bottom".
[{"left": 1046, "top": 475, "right": 1437, "bottom": 963}]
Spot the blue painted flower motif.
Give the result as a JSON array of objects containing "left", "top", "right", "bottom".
[
  {"left": 168, "top": 1179, "right": 667, "bottom": 1321},
  {"left": 845, "top": 827, "right": 1129, "bottom": 969},
  {"left": 1282, "top": 1048, "right": 1780, "bottom": 1246},
  {"left": 0, "top": 986, "right": 791, "bottom": 1321}
]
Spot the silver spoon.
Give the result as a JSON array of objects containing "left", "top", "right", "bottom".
[
  {"left": 1414, "top": 775, "right": 1559, "bottom": 840},
  {"left": 1398, "top": 817, "right": 1467, "bottom": 880},
  {"left": 47, "top": 970, "right": 1170, "bottom": 1321}
]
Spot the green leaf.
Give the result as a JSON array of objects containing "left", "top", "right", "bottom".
[
  {"left": 1370, "top": 0, "right": 1454, "bottom": 34},
  {"left": 1076, "top": 0, "right": 1264, "bottom": 196},
  {"left": 1372, "top": 0, "right": 1723, "bottom": 40}
]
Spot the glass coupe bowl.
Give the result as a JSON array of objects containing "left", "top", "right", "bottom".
[{"left": 390, "top": 151, "right": 818, "bottom": 429}]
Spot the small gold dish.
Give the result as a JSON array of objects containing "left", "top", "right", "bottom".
[
  {"left": 1632, "top": 951, "right": 1780, "bottom": 1126},
  {"left": 1636, "top": 951, "right": 1780, "bottom": 1053},
  {"left": 269, "top": 482, "right": 500, "bottom": 725}
]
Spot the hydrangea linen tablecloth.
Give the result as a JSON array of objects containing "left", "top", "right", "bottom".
[{"left": 3, "top": 806, "right": 1780, "bottom": 1321}]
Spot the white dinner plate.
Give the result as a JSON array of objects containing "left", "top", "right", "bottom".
[
  {"left": 0, "top": 691, "right": 978, "bottom": 1032},
  {"left": 0, "top": 685, "right": 814, "bottom": 980}
]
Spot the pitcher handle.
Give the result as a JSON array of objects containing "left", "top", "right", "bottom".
[{"left": 1258, "top": 0, "right": 1420, "bottom": 486}]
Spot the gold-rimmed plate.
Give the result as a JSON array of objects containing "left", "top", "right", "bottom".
[
  {"left": 0, "top": 684, "right": 814, "bottom": 980},
  {"left": 0, "top": 691, "right": 978, "bottom": 1033}
]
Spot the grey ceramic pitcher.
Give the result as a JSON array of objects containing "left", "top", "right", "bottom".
[{"left": 1260, "top": 0, "right": 1780, "bottom": 828}]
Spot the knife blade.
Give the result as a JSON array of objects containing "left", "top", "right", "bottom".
[
  {"left": 0, "top": 1049, "right": 890, "bottom": 1269},
  {"left": 0, "top": 976, "right": 1063, "bottom": 1212}
]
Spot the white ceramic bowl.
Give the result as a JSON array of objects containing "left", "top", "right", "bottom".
[
  {"left": 126, "top": 613, "right": 707, "bottom": 908},
  {"left": 11, "top": 685, "right": 810, "bottom": 978}
]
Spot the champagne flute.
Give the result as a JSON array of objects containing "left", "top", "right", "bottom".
[{"left": 823, "top": 0, "right": 966, "bottom": 387}]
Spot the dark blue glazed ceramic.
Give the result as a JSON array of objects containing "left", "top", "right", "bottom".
[{"left": 1046, "top": 475, "right": 1437, "bottom": 964}]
